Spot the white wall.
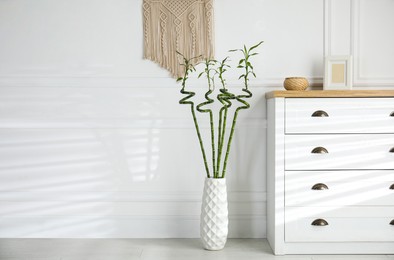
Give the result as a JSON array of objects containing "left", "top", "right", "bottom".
[{"left": 0, "top": 0, "right": 392, "bottom": 238}]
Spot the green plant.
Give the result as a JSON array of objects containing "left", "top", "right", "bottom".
[{"left": 177, "top": 41, "right": 263, "bottom": 178}]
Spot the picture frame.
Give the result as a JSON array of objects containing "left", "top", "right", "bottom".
[{"left": 323, "top": 55, "right": 353, "bottom": 90}]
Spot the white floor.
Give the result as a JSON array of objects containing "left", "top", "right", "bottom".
[{"left": 0, "top": 239, "right": 392, "bottom": 260}]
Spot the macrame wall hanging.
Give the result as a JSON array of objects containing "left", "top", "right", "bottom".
[{"left": 143, "top": 0, "right": 214, "bottom": 78}]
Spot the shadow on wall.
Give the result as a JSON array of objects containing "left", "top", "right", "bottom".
[{"left": 0, "top": 127, "right": 163, "bottom": 237}]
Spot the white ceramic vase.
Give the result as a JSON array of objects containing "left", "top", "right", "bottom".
[{"left": 200, "top": 177, "right": 228, "bottom": 250}]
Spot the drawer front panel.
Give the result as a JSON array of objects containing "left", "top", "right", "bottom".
[
  {"left": 285, "top": 207, "right": 394, "bottom": 242},
  {"left": 285, "top": 134, "right": 394, "bottom": 170},
  {"left": 285, "top": 171, "right": 394, "bottom": 206},
  {"left": 285, "top": 98, "right": 394, "bottom": 134}
]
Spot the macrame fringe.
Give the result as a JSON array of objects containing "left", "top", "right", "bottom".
[{"left": 143, "top": 0, "right": 214, "bottom": 78}]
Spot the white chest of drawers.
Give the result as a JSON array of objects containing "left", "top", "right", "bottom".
[{"left": 266, "top": 90, "right": 394, "bottom": 255}]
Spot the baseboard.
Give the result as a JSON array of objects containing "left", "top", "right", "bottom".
[{"left": 0, "top": 215, "right": 266, "bottom": 238}]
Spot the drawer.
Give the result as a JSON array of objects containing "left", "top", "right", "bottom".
[
  {"left": 285, "top": 171, "right": 394, "bottom": 206},
  {"left": 285, "top": 207, "right": 394, "bottom": 242},
  {"left": 285, "top": 134, "right": 394, "bottom": 170},
  {"left": 285, "top": 98, "right": 394, "bottom": 134}
]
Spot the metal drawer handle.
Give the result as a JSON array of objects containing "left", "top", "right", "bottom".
[
  {"left": 390, "top": 112, "right": 394, "bottom": 117},
  {"left": 311, "top": 147, "right": 329, "bottom": 154},
  {"left": 312, "top": 183, "right": 329, "bottom": 190},
  {"left": 311, "top": 110, "right": 329, "bottom": 117},
  {"left": 390, "top": 148, "right": 394, "bottom": 153},
  {"left": 390, "top": 184, "right": 394, "bottom": 190},
  {"left": 311, "top": 219, "right": 329, "bottom": 226},
  {"left": 390, "top": 220, "right": 394, "bottom": 225}
]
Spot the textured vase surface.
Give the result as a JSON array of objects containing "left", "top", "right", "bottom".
[{"left": 200, "top": 177, "right": 228, "bottom": 250}]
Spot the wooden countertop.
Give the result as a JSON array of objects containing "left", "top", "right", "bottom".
[{"left": 265, "top": 90, "right": 394, "bottom": 99}]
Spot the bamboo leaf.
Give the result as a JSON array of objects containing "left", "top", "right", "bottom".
[{"left": 249, "top": 41, "right": 264, "bottom": 52}]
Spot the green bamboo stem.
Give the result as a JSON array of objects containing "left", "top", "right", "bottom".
[
  {"left": 221, "top": 88, "right": 252, "bottom": 178},
  {"left": 216, "top": 89, "right": 234, "bottom": 176},
  {"left": 209, "top": 110, "right": 216, "bottom": 177},
  {"left": 215, "top": 57, "right": 233, "bottom": 176},
  {"left": 221, "top": 41, "right": 262, "bottom": 178},
  {"left": 196, "top": 60, "right": 217, "bottom": 177},
  {"left": 195, "top": 105, "right": 215, "bottom": 177},
  {"left": 178, "top": 53, "right": 210, "bottom": 178},
  {"left": 216, "top": 100, "right": 226, "bottom": 175},
  {"left": 180, "top": 88, "right": 211, "bottom": 178}
]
